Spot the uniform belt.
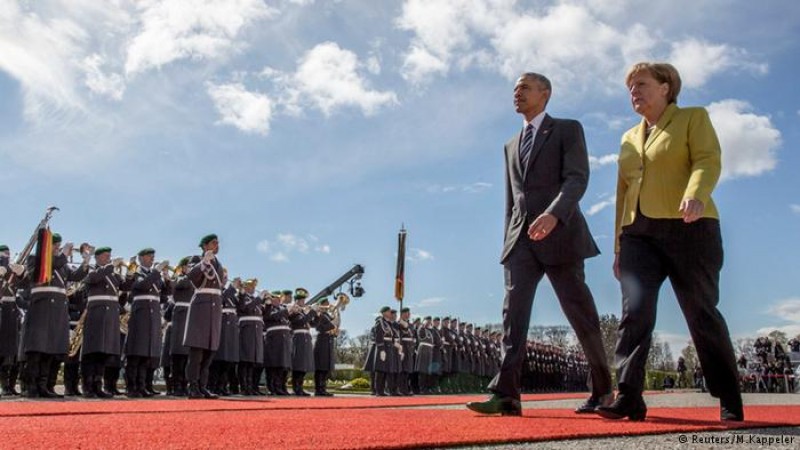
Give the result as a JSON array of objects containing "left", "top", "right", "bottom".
[
  {"left": 132, "top": 295, "right": 160, "bottom": 302},
  {"left": 401, "top": 338, "right": 414, "bottom": 342},
  {"left": 266, "top": 325, "right": 290, "bottom": 333},
  {"left": 69, "top": 321, "right": 79, "bottom": 326},
  {"left": 223, "top": 308, "right": 237, "bottom": 314},
  {"left": 239, "top": 316, "right": 263, "bottom": 323},
  {"left": 31, "top": 287, "right": 66, "bottom": 295},
  {"left": 383, "top": 338, "right": 393, "bottom": 342},
  {"left": 87, "top": 295, "right": 118, "bottom": 303},
  {"left": 419, "top": 342, "right": 434, "bottom": 347},
  {"left": 1, "top": 296, "right": 15, "bottom": 303},
  {"left": 195, "top": 288, "right": 221, "bottom": 296},
  {"left": 174, "top": 302, "right": 191, "bottom": 308},
  {"left": 292, "top": 329, "right": 310, "bottom": 334}
]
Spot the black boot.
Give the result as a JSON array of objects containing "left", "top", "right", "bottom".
[
  {"left": 596, "top": 393, "right": 648, "bottom": 421},
  {"left": 125, "top": 366, "right": 142, "bottom": 398},
  {"left": 94, "top": 376, "right": 112, "bottom": 399},
  {"left": 144, "top": 369, "right": 160, "bottom": 396},
  {"left": 82, "top": 378, "right": 98, "bottom": 398},
  {"left": 187, "top": 382, "right": 204, "bottom": 399},
  {"left": 7, "top": 364, "right": 20, "bottom": 395}
]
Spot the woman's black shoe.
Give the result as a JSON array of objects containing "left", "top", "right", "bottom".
[{"left": 596, "top": 394, "right": 647, "bottom": 421}]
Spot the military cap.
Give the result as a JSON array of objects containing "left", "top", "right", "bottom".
[
  {"left": 281, "top": 289, "right": 293, "bottom": 295},
  {"left": 380, "top": 306, "right": 391, "bottom": 313},
  {"left": 412, "top": 317, "right": 421, "bottom": 323},
  {"left": 178, "top": 256, "right": 191, "bottom": 267},
  {"left": 390, "top": 308, "right": 397, "bottom": 313},
  {"left": 400, "top": 307, "right": 410, "bottom": 313},
  {"left": 52, "top": 233, "right": 62, "bottom": 243},
  {"left": 94, "top": 246, "right": 112, "bottom": 256},
  {"left": 138, "top": 248, "right": 155, "bottom": 256},
  {"left": 294, "top": 287, "right": 309, "bottom": 299},
  {"left": 0, "top": 245, "right": 8, "bottom": 252},
  {"left": 271, "top": 290, "right": 282, "bottom": 296},
  {"left": 442, "top": 316, "right": 451, "bottom": 321},
  {"left": 244, "top": 278, "right": 258, "bottom": 286},
  {"left": 319, "top": 297, "right": 330, "bottom": 305},
  {"left": 433, "top": 316, "right": 440, "bottom": 321},
  {"left": 423, "top": 316, "right": 432, "bottom": 321},
  {"left": 199, "top": 234, "right": 218, "bottom": 247}
]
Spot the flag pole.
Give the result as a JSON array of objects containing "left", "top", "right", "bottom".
[{"left": 394, "top": 224, "right": 407, "bottom": 312}]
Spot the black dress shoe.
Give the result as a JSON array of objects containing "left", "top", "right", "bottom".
[
  {"left": 596, "top": 394, "right": 647, "bottom": 421},
  {"left": 199, "top": 387, "right": 219, "bottom": 399},
  {"left": 575, "top": 393, "right": 614, "bottom": 414},
  {"left": 466, "top": 394, "right": 523, "bottom": 416},
  {"left": 720, "top": 395, "right": 744, "bottom": 422}
]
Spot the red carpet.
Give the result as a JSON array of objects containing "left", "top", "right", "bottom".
[
  {"left": 1, "top": 403, "right": 797, "bottom": 449},
  {"left": 0, "top": 392, "right": 588, "bottom": 417}
]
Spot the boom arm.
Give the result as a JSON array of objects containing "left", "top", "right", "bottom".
[{"left": 306, "top": 264, "right": 365, "bottom": 306}]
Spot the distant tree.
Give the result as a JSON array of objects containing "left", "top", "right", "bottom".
[
  {"left": 333, "top": 329, "right": 352, "bottom": 364},
  {"left": 544, "top": 325, "right": 572, "bottom": 348},
  {"left": 768, "top": 330, "right": 788, "bottom": 346},
  {"left": 681, "top": 343, "right": 698, "bottom": 372},
  {"left": 735, "top": 337, "right": 756, "bottom": 362}
]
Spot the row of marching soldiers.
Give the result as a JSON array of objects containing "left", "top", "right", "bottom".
[
  {"left": 363, "top": 306, "right": 503, "bottom": 396},
  {"left": 362, "top": 306, "right": 591, "bottom": 396},
  {"left": 0, "top": 233, "right": 340, "bottom": 399}
]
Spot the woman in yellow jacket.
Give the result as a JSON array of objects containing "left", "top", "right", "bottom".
[{"left": 597, "top": 62, "right": 743, "bottom": 422}]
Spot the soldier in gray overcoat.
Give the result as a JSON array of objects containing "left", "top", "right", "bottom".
[
  {"left": 236, "top": 279, "right": 264, "bottom": 395},
  {"left": 209, "top": 275, "right": 239, "bottom": 396},
  {"left": 312, "top": 296, "right": 337, "bottom": 396},
  {"left": 80, "top": 247, "right": 123, "bottom": 398},
  {"left": 165, "top": 257, "right": 193, "bottom": 396},
  {"left": 264, "top": 289, "right": 292, "bottom": 395},
  {"left": 184, "top": 234, "right": 224, "bottom": 399},
  {"left": 0, "top": 245, "right": 22, "bottom": 396},
  {"left": 288, "top": 287, "right": 316, "bottom": 396}
]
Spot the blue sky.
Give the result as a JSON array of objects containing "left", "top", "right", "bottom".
[{"left": 1, "top": 0, "right": 798, "bottom": 356}]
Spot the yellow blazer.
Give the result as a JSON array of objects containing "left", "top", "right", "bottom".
[{"left": 614, "top": 103, "right": 721, "bottom": 252}]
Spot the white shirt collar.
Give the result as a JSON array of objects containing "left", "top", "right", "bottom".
[{"left": 523, "top": 111, "right": 547, "bottom": 130}]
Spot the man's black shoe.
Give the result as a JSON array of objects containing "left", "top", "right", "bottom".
[
  {"left": 720, "top": 395, "right": 744, "bottom": 422},
  {"left": 575, "top": 393, "right": 614, "bottom": 414},
  {"left": 596, "top": 394, "right": 647, "bottom": 421},
  {"left": 466, "top": 394, "right": 522, "bottom": 416}
]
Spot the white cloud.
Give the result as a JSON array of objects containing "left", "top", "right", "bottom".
[
  {"left": 426, "top": 182, "right": 492, "bottom": 194},
  {"left": 124, "top": 0, "right": 276, "bottom": 76},
  {"left": 587, "top": 198, "right": 615, "bottom": 216},
  {"left": 256, "top": 233, "right": 331, "bottom": 262},
  {"left": 655, "top": 331, "right": 692, "bottom": 358},
  {"left": 207, "top": 82, "right": 273, "bottom": 135},
  {"left": 82, "top": 54, "right": 125, "bottom": 101},
  {"left": 408, "top": 248, "right": 434, "bottom": 262},
  {"left": 588, "top": 154, "right": 617, "bottom": 169},
  {"left": 767, "top": 298, "right": 800, "bottom": 323},
  {"left": 707, "top": 100, "right": 781, "bottom": 180},
  {"left": 396, "top": 1, "right": 765, "bottom": 95},
  {"left": 791, "top": 204, "right": 800, "bottom": 215},
  {"left": 416, "top": 297, "right": 445, "bottom": 308},
  {"left": 669, "top": 38, "right": 768, "bottom": 89},
  {"left": 269, "top": 42, "right": 398, "bottom": 117}
]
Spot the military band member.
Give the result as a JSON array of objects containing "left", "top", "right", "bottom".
[
  {"left": 312, "top": 297, "right": 336, "bottom": 396},
  {"left": 80, "top": 247, "right": 123, "bottom": 398},
  {"left": 103, "top": 293, "right": 127, "bottom": 396},
  {"left": 264, "top": 289, "right": 292, "bottom": 395},
  {"left": 21, "top": 234, "right": 90, "bottom": 398},
  {"left": 397, "top": 307, "right": 415, "bottom": 396},
  {"left": 440, "top": 317, "right": 454, "bottom": 393},
  {"left": 124, "top": 248, "right": 168, "bottom": 398},
  {"left": 63, "top": 279, "right": 87, "bottom": 397},
  {"left": 410, "top": 317, "right": 422, "bottom": 395},
  {"left": 210, "top": 272, "right": 240, "bottom": 396},
  {"left": 164, "top": 257, "right": 193, "bottom": 396},
  {"left": 237, "top": 278, "right": 265, "bottom": 396},
  {"left": 430, "top": 317, "right": 443, "bottom": 392},
  {"left": 289, "top": 288, "right": 316, "bottom": 396},
  {"left": 387, "top": 309, "right": 402, "bottom": 396},
  {"left": 184, "top": 234, "right": 225, "bottom": 399},
  {"left": 0, "top": 245, "right": 22, "bottom": 396},
  {"left": 363, "top": 315, "right": 379, "bottom": 395}
]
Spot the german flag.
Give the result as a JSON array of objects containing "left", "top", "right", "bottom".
[
  {"left": 33, "top": 227, "right": 53, "bottom": 284},
  {"left": 394, "top": 227, "right": 406, "bottom": 302}
]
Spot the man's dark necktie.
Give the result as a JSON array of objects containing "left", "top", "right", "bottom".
[{"left": 519, "top": 123, "right": 534, "bottom": 167}]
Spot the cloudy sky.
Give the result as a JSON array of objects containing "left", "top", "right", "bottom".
[{"left": 1, "top": 0, "right": 798, "bottom": 355}]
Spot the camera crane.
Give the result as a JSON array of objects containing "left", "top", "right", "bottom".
[{"left": 305, "top": 264, "right": 365, "bottom": 306}]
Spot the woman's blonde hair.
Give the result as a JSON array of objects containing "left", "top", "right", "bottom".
[{"left": 625, "top": 62, "right": 682, "bottom": 104}]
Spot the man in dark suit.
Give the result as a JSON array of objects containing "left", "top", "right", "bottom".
[{"left": 467, "top": 72, "right": 611, "bottom": 416}]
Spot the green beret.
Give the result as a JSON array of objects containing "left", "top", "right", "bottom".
[
  {"left": 52, "top": 233, "right": 62, "bottom": 244},
  {"left": 0, "top": 245, "right": 8, "bottom": 252},
  {"left": 400, "top": 307, "right": 410, "bottom": 313},
  {"left": 390, "top": 309, "right": 397, "bottom": 313},
  {"left": 199, "top": 234, "right": 218, "bottom": 247},
  {"left": 138, "top": 248, "right": 155, "bottom": 256},
  {"left": 281, "top": 290, "right": 293, "bottom": 295},
  {"left": 178, "top": 256, "right": 191, "bottom": 267},
  {"left": 319, "top": 297, "right": 330, "bottom": 305},
  {"left": 423, "top": 316, "right": 432, "bottom": 321},
  {"left": 94, "top": 247, "right": 112, "bottom": 256},
  {"left": 433, "top": 317, "right": 440, "bottom": 321},
  {"left": 272, "top": 290, "right": 283, "bottom": 296},
  {"left": 412, "top": 317, "right": 421, "bottom": 323},
  {"left": 294, "top": 288, "right": 309, "bottom": 299},
  {"left": 380, "top": 306, "right": 391, "bottom": 313},
  {"left": 442, "top": 316, "right": 451, "bottom": 321}
]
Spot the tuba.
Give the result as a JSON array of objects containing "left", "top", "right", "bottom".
[{"left": 68, "top": 310, "right": 87, "bottom": 357}]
